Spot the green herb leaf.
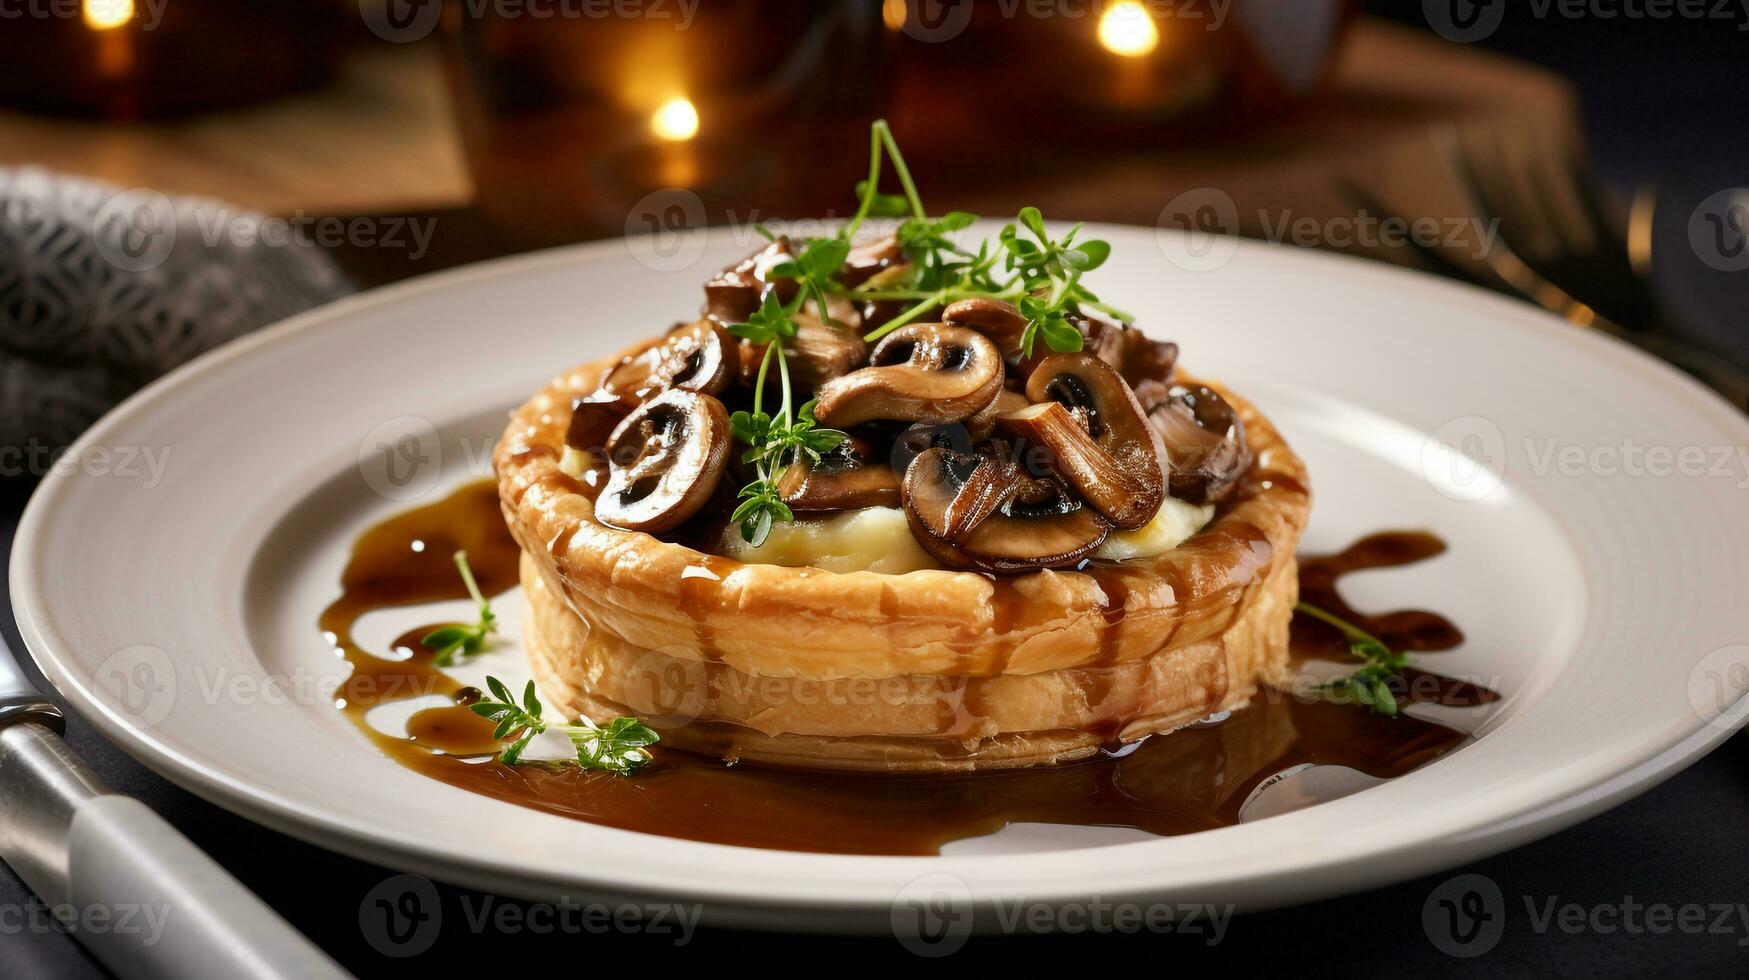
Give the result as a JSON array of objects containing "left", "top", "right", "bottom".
[
  {"left": 420, "top": 550, "right": 496, "bottom": 667},
  {"left": 854, "top": 180, "right": 911, "bottom": 218},
  {"left": 727, "top": 289, "right": 797, "bottom": 344},
  {"left": 1297, "top": 602, "right": 1410, "bottom": 717},
  {"left": 470, "top": 675, "right": 659, "bottom": 774}
]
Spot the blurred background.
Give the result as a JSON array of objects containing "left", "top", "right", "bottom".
[
  {"left": 2, "top": 0, "right": 1745, "bottom": 454},
  {"left": 1, "top": 2, "right": 1746, "bottom": 975}
]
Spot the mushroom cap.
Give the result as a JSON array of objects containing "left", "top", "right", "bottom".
[
  {"left": 778, "top": 436, "right": 900, "bottom": 511},
  {"left": 1136, "top": 380, "right": 1251, "bottom": 504},
  {"left": 1021, "top": 353, "right": 1168, "bottom": 529},
  {"left": 736, "top": 296, "right": 868, "bottom": 388},
  {"left": 604, "top": 319, "right": 734, "bottom": 405},
  {"left": 596, "top": 389, "right": 732, "bottom": 533},
  {"left": 997, "top": 400, "right": 1163, "bottom": 530},
  {"left": 1085, "top": 318, "right": 1178, "bottom": 388},
  {"left": 703, "top": 238, "right": 797, "bottom": 324},
  {"left": 813, "top": 323, "right": 1004, "bottom": 428},
  {"left": 943, "top": 296, "right": 1030, "bottom": 367},
  {"left": 901, "top": 444, "right": 1110, "bottom": 573},
  {"left": 563, "top": 389, "right": 629, "bottom": 458}
]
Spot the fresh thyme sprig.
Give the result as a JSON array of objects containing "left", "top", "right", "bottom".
[
  {"left": 727, "top": 293, "right": 849, "bottom": 546},
  {"left": 1296, "top": 602, "right": 1411, "bottom": 717},
  {"left": 421, "top": 550, "right": 495, "bottom": 667},
  {"left": 725, "top": 119, "right": 1130, "bottom": 544},
  {"left": 469, "top": 676, "right": 659, "bottom": 774}
]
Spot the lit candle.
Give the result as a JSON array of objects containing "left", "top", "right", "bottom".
[
  {"left": 649, "top": 96, "right": 700, "bottom": 187},
  {"left": 83, "top": 0, "right": 136, "bottom": 83},
  {"left": 1097, "top": 0, "right": 1160, "bottom": 58}
]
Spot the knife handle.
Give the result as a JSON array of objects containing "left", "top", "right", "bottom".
[
  {"left": 0, "top": 723, "right": 350, "bottom": 980},
  {"left": 68, "top": 795, "right": 350, "bottom": 980}
]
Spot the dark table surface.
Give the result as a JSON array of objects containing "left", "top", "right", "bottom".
[{"left": 6, "top": 10, "right": 1749, "bottom": 977}]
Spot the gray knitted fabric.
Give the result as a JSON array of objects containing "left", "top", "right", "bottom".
[{"left": 0, "top": 168, "right": 352, "bottom": 458}]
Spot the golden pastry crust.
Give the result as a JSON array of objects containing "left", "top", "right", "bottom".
[
  {"left": 522, "top": 548, "right": 1299, "bottom": 771},
  {"left": 495, "top": 348, "right": 1311, "bottom": 686}
]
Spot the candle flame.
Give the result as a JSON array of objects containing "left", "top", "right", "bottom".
[
  {"left": 83, "top": 0, "right": 134, "bottom": 30},
  {"left": 651, "top": 97, "right": 700, "bottom": 142},
  {"left": 1098, "top": 1, "right": 1160, "bottom": 58},
  {"left": 882, "top": 0, "right": 907, "bottom": 31}
]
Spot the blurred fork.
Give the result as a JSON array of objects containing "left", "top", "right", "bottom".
[
  {"left": 1335, "top": 134, "right": 1749, "bottom": 412},
  {"left": 1441, "top": 127, "right": 1665, "bottom": 332}
]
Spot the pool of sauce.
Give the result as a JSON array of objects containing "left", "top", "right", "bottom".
[{"left": 320, "top": 481, "right": 1495, "bottom": 856}]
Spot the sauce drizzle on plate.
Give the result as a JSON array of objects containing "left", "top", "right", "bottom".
[{"left": 320, "top": 481, "right": 1495, "bottom": 856}]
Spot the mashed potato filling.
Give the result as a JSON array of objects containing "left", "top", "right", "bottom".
[
  {"left": 720, "top": 506, "right": 939, "bottom": 574},
  {"left": 572, "top": 444, "right": 1214, "bottom": 573},
  {"left": 1094, "top": 497, "right": 1216, "bottom": 562},
  {"left": 717, "top": 499, "right": 1213, "bottom": 574}
]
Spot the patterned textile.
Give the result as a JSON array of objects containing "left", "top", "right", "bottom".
[{"left": 0, "top": 169, "right": 351, "bottom": 459}]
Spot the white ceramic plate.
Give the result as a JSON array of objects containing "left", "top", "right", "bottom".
[{"left": 13, "top": 225, "right": 1749, "bottom": 931}]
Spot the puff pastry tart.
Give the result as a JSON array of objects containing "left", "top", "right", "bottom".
[{"left": 496, "top": 237, "right": 1310, "bottom": 772}]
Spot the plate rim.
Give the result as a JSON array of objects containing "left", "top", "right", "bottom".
[{"left": 13, "top": 229, "right": 1749, "bottom": 917}]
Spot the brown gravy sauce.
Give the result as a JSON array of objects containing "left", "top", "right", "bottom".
[{"left": 320, "top": 481, "right": 1494, "bottom": 856}]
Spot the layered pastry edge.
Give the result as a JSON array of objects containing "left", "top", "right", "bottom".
[{"left": 494, "top": 348, "right": 1310, "bottom": 770}]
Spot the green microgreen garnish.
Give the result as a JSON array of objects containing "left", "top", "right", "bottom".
[
  {"left": 469, "top": 676, "right": 659, "bottom": 774},
  {"left": 1296, "top": 602, "right": 1411, "bottom": 717},
  {"left": 725, "top": 119, "right": 1133, "bottom": 544},
  {"left": 421, "top": 550, "right": 496, "bottom": 667}
]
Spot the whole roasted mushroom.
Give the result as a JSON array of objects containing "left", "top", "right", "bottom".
[
  {"left": 595, "top": 389, "right": 731, "bottom": 533},
  {"left": 813, "top": 323, "right": 1004, "bottom": 428},
  {"left": 603, "top": 320, "right": 734, "bottom": 406},
  {"left": 778, "top": 435, "right": 900, "bottom": 511},
  {"left": 1012, "top": 354, "right": 1168, "bottom": 530},
  {"left": 1136, "top": 381, "right": 1251, "bottom": 504},
  {"left": 902, "top": 444, "right": 1109, "bottom": 573}
]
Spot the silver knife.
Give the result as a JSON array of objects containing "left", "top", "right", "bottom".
[{"left": 0, "top": 635, "right": 351, "bottom": 979}]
